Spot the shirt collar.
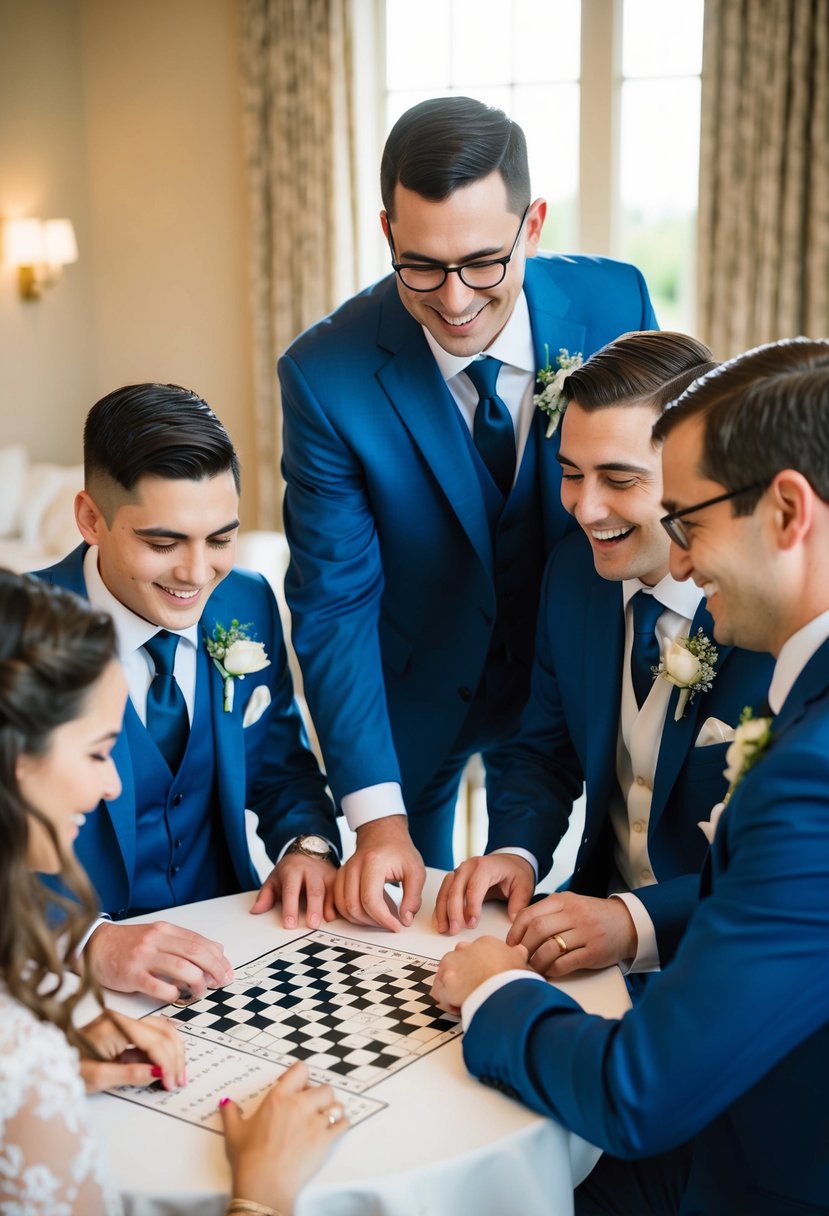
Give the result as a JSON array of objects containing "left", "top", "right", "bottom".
[
  {"left": 622, "top": 572, "right": 703, "bottom": 621},
  {"left": 422, "top": 291, "right": 535, "bottom": 383},
  {"left": 82, "top": 545, "right": 200, "bottom": 660},
  {"left": 768, "top": 607, "right": 829, "bottom": 713}
]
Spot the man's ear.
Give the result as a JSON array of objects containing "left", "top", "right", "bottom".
[
  {"left": 75, "top": 490, "right": 107, "bottom": 546},
  {"left": 379, "top": 210, "right": 391, "bottom": 241},
  {"left": 523, "top": 197, "right": 547, "bottom": 258},
  {"left": 769, "top": 470, "right": 814, "bottom": 551}
]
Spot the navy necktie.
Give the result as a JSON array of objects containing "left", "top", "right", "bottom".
[
  {"left": 466, "top": 356, "right": 516, "bottom": 498},
  {"left": 630, "top": 590, "right": 663, "bottom": 710},
  {"left": 144, "top": 630, "right": 189, "bottom": 772}
]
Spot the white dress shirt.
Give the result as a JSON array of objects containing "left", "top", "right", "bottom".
[{"left": 341, "top": 294, "right": 536, "bottom": 831}]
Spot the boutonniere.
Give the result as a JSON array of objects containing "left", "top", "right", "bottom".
[
  {"left": 534, "top": 346, "right": 583, "bottom": 437},
  {"left": 723, "top": 707, "right": 773, "bottom": 801},
  {"left": 653, "top": 628, "right": 718, "bottom": 721},
  {"left": 205, "top": 619, "right": 270, "bottom": 712}
]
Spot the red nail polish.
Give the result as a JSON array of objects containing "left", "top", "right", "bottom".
[
  {"left": 218, "top": 1096, "right": 231, "bottom": 1107},
  {"left": 150, "top": 1066, "right": 163, "bottom": 1078}
]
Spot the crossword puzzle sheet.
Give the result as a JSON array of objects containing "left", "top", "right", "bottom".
[{"left": 108, "top": 930, "right": 461, "bottom": 1132}]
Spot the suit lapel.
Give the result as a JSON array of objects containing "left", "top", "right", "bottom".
[
  {"left": 585, "top": 578, "right": 625, "bottom": 808},
  {"left": 523, "top": 264, "right": 586, "bottom": 544},
  {"left": 651, "top": 601, "right": 732, "bottom": 821},
  {"left": 376, "top": 290, "right": 494, "bottom": 579},
  {"left": 103, "top": 702, "right": 140, "bottom": 882},
  {"left": 201, "top": 587, "right": 248, "bottom": 862}
]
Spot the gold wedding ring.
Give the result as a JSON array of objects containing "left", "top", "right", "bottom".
[
  {"left": 326, "top": 1105, "right": 344, "bottom": 1126},
  {"left": 554, "top": 933, "right": 568, "bottom": 954}
]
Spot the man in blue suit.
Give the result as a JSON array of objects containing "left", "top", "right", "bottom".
[
  {"left": 279, "top": 96, "right": 658, "bottom": 931},
  {"left": 36, "top": 384, "right": 339, "bottom": 1001},
  {"left": 433, "top": 338, "right": 829, "bottom": 1214},
  {"left": 435, "top": 332, "right": 773, "bottom": 980}
]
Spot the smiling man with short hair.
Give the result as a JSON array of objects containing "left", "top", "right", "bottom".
[
  {"left": 279, "top": 95, "right": 659, "bottom": 931},
  {"left": 435, "top": 332, "right": 772, "bottom": 985},
  {"left": 36, "top": 383, "right": 339, "bottom": 1001}
]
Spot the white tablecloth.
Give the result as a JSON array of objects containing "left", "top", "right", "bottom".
[{"left": 86, "top": 870, "right": 630, "bottom": 1216}]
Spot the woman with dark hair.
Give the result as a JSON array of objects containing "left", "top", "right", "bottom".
[{"left": 0, "top": 570, "right": 346, "bottom": 1216}]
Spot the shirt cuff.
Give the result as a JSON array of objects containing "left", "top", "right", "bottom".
[
  {"left": 340, "top": 783, "right": 407, "bottom": 831},
  {"left": 491, "top": 847, "right": 539, "bottom": 883},
  {"left": 610, "top": 891, "right": 660, "bottom": 973},
  {"left": 75, "top": 914, "right": 112, "bottom": 959},
  {"left": 461, "top": 970, "right": 547, "bottom": 1031}
]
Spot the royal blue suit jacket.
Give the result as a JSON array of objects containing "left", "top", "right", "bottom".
[
  {"left": 486, "top": 532, "right": 774, "bottom": 959},
  {"left": 279, "top": 255, "right": 657, "bottom": 807},
  {"left": 35, "top": 546, "right": 338, "bottom": 915},
  {"left": 465, "top": 636, "right": 829, "bottom": 1214}
]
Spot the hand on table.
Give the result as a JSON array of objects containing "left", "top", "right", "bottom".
[
  {"left": 507, "top": 891, "right": 638, "bottom": 977},
  {"left": 431, "top": 936, "right": 531, "bottom": 1016},
  {"left": 433, "top": 853, "right": 535, "bottom": 935},
  {"left": 84, "top": 920, "right": 234, "bottom": 1003},
  {"left": 221, "top": 1060, "right": 348, "bottom": 1214},
  {"left": 333, "top": 815, "right": 426, "bottom": 932},
  {"left": 249, "top": 854, "right": 338, "bottom": 930},
  {"left": 78, "top": 1009, "right": 185, "bottom": 1093}
]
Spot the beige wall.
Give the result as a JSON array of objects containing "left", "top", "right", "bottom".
[{"left": 0, "top": 0, "right": 258, "bottom": 523}]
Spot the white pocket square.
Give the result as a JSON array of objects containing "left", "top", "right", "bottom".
[
  {"left": 695, "top": 717, "right": 736, "bottom": 747},
  {"left": 242, "top": 685, "right": 271, "bottom": 728}
]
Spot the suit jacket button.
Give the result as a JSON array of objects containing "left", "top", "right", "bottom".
[
  {"left": 458, "top": 686, "right": 473, "bottom": 702},
  {"left": 173, "top": 793, "right": 183, "bottom": 806}
]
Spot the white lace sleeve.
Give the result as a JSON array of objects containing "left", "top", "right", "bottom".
[{"left": 0, "top": 994, "right": 122, "bottom": 1216}]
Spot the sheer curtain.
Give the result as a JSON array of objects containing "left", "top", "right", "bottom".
[
  {"left": 697, "top": 0, "right": 829, "bottom": 357},
  {"left": 238, "top": 0, "right": 361, "bottom": 527}
]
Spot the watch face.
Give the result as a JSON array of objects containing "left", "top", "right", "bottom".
[{"left": 300, "top": 835, "right": 329, "bottom": 855}]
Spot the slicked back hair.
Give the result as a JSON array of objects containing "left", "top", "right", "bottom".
[
  {"left": 84, "top": 383, "right": 240, "bottom": 500},
  {"left": 380, "top": 96, "right": 531, "bottom": 218},
  {"left": 562, "top": 330, "right": 717, "bottom": 420},
  {"left": 653, "top": 337, "right": 829, "bottom": 514}
]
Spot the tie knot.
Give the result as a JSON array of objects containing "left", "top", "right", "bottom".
[
  {"left": 144, "top": 629, "right": 180, "bottom": 677},
  {"left": 631, "top": 590, "right": 663, "bottom": 638},
  {"left": 465, "top": 356, "right": 503, "bottom": 399}
]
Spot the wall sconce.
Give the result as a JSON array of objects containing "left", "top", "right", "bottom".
[{"left": 3, "top": 217, "right": 78, "bottom": 300}]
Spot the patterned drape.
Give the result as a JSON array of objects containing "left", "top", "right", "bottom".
[
  {"left": 697, "top": 0, "right": 829, "bottom": 357},
  {"left": 238, "top": 0, "right": 359, "bottom": 527}
]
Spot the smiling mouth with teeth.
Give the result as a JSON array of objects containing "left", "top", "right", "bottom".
[
  {"left": 158, "top": 585, "right": 200, "bottom": 599},
  {"left": 591, "top": 526, "right": 634, "bottom": 542}
]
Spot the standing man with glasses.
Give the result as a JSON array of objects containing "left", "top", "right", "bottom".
[
  {"left": 432, "top": 337, "right": 829, "bottom": 1216},
  {"left": 279, "top": 96, "right": 658, "bottom": 931}
]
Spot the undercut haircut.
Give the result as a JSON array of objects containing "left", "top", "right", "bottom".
[
  {"left": 380, "top": 96, "right": 531, "bottom": 218},
  {"left": 84, "top": 383, "right": 240, "bottom": 501},
  {"left": 653, "top": 337, "right": 829, "bottom": 514},
  {"left": 562, "top": 330, "right": 717, "bottom": 419}
]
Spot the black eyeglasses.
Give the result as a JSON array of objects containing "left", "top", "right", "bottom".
[
  {"left": 387, "top": 205, "right": 529, "bottom": 292},
  {"left": 660, "top": 480, "right": 770, "bottom": 550}
]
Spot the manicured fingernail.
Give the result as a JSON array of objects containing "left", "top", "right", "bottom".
[
  {"left": 150, "top": 1066, "right": 163, "bottom": 1078},
  {"left": 284, "top": 915, "right": 296, "bottom": 928},
  {"left": 218, "top": 1096, "right": 231, "bottom": 1108}
]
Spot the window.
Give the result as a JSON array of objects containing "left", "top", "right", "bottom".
[{"left": 384, "top": 0, "right": 704, "bottom": 329}]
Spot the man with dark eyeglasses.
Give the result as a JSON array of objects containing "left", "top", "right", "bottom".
[
  {"left": 279, "top": 95, "right": 658, "bottom": 931},
  {"left": 434, "top": 337, "right": 829, "bottom": 1216}
]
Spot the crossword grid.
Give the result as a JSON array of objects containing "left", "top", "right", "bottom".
[{"left": 159, "top": 931, "right": 461, "bottom": 1094}]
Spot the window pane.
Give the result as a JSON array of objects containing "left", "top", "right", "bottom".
[
  {"left": 513, "top": 0, "right": 580, "bottom": 83},
  {"left": 622, "top": 0, "right": 704, "bottom": 78},
  {"left": 619, "top": 77, "right": 701, "bottom": 328},
  {"left": 452, "top": 0, "right": 514, "bottom": 85},
  {"left": 386, "top": 0, "right": 451, "bottom": 90},
  {"left": 513, "top": 83, "right": 580, "bottom": 249}
]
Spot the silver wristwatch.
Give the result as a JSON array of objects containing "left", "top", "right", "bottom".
[{"left": 285, "top": 834, "right": 339, "bottom": 865}]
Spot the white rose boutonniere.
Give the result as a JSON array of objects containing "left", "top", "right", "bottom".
[
  {"left": 723, "top": 706, "right": 773, "bottom": 801},
  {"left": 653, "top": 628, "right": 718, "bottom": 721},
  {"left": 205, "top": 619, "right": 270, "bottom": 712},
  {"left": 534, "top": 346, "right": 583, "bottom": 438}
]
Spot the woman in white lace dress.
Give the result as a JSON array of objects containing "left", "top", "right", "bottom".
[{"left": 0, "top": 572, "right": 347, "bottom": 1216}]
